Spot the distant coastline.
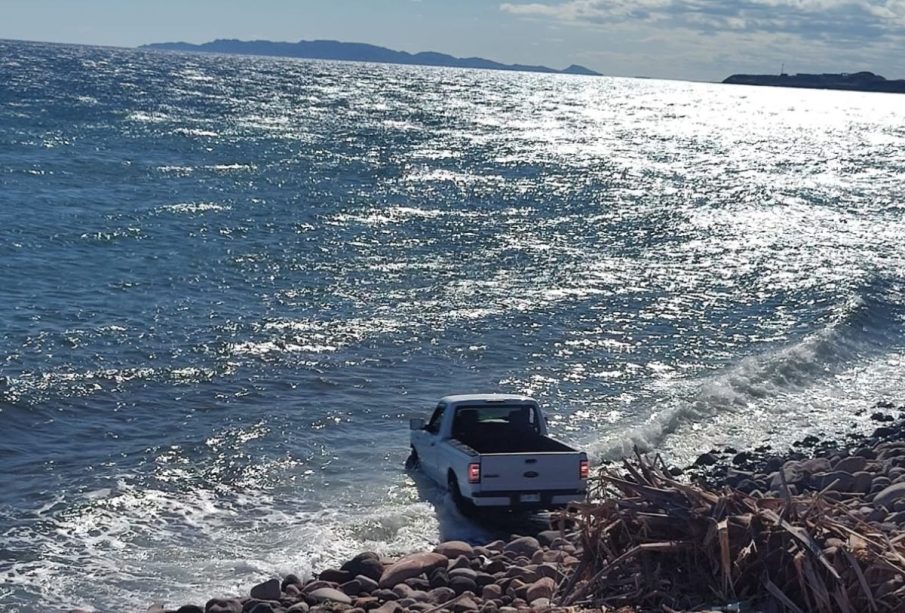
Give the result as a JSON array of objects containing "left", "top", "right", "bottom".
[
  {"left": 723, "top": 71, "right": 905, "bottom": 94},
  {"left": 141, "top": 38, "right": 601, "bottom": 77}
]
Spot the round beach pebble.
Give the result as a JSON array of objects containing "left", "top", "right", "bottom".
[
  {"left": 874, "top": 482, "right": 905, "bottom": 509},
  {"left": 503, "top": 537, "right": 540, "bottom": 559},
  {"left": 379, "top": 553, "right": 448, "bottom": 588},
  {"left": 428, "top": 586, "right": 456, "bottom": 604},
  {"left": 308, "top": 587, "right": 353, "bottom": 605},
  {"left": 434, "top": 541, "right": 475, "bottom": 558},
  {"left": 205, "top": 599, "right": 242, "bottom": 613},
  {"left": 249, "top": 579, "right": 281, "bottom": 601},
  {"left": 525, "top": 577, "right": 555, "bottom": 602},
  {"left": 342, "top": 553, "right": 384, "bottom": 582}
]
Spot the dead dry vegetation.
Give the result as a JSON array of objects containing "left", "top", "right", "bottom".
[{"left": 556, "top": 453, "right": 905, "bottom": 613}]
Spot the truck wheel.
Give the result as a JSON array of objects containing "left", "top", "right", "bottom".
[
  {"left": 405, "top": 447, "right": 419, "bottom": 470},
  {"left": 448, "top": 473, "right": 478, "bottom": 518}
]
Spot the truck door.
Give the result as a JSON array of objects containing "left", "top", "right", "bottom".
[{"left": 417, "top": 403, "right": 445, "bottom": 482}]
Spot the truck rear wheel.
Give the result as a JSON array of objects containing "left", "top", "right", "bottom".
[{"left": 448, "top": 472, "right": 477, "bottom": 518}]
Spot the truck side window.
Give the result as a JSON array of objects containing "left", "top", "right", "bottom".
[{"left": 426, "top": 404, "right": 445, "bottom": 434}]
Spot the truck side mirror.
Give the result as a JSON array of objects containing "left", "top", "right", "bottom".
[{"left": 409, "top": 418, "right": 425, "bottom": 431}]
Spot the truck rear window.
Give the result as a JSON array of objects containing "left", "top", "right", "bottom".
[{"left": 451, "top": 405, "right": 539, "bottom": 440}]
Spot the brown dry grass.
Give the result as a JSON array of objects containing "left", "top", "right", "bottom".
[{"left": 553, "top": 453, "right": 905, "bottom": 612}]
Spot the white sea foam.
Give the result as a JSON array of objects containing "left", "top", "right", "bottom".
[
  {"left": 174, "top": 127, "right": 220, "bottom": 138},
  {"left": 206, "top": 163, "right": 256, "bottom": 172},
  {"left": 126, "top": 111, "right": 169, "bottom": 123},
  {"left": 156, "top": 165, "right": 195, "bottom": 174},
  {"left": 160, "top": 202, "right": 231, "bottom": 214},
  {"left": 0, "top": 470, "right": 471, "bottom": 612}
]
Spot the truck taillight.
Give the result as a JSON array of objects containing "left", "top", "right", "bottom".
[
  {"left": 468, "top": 462, "right": 481, "bottom": 484},
  {"left": 579, "top": 459, "right": 589, "bottom": 480}
]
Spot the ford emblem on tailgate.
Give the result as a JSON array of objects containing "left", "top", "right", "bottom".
[{"left": 523, "top": 471, "right": 539, "bottom": 478}]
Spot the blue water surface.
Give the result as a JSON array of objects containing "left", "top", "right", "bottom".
[{"left": 2, "top": 40, "right": 905, "bottom": 611}]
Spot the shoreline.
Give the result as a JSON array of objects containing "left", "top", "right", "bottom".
[{"left": 77, "top": 401, "right": 905, "bottom": 613}]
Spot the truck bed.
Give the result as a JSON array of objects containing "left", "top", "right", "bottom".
[{"left": 453, "top": 431, "right": 575, "bottom": 454}]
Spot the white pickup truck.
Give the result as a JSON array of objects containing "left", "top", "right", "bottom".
[{"left": 407, "top": 394, "right": 588, "bottom": 514}]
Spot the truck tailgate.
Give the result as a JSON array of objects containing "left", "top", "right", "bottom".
[{"left": 479, "top": 452, "right": 583, "bottom": 492}]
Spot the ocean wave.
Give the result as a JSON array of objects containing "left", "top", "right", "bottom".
[{"left": 585, "top": 277, "right": 905, "bottom": 462}]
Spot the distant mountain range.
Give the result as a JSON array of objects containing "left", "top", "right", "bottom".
[
  {"left": 140, "top": 39, "right": 601, "bottom": 77},
  {"left": 723, "top": 71, "right": 905, "bottom": 94}
]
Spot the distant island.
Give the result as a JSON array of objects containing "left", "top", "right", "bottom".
[
  {"left": 141, "top": 39, "right": 600, "bottom": 77},
  {"left": 723, "top": 71, "right": 905, "bottom": 94}
]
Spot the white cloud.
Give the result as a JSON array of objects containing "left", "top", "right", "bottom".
[{"left": 500, "top": 0, "right": 905, "bottom": 40}]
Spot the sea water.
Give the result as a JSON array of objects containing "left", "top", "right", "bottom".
[{"left": 1, "top": 40, "right": 904, "bottom": 611}]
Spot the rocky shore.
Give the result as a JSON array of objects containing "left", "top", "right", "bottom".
[
  {"left": 145, "top": 534, "right": 581, "bottom": 613},
  {"left": 687, "top": 400, "right": 905, "bottom": 509},
  {"left": 86, "top": 401, "right": 905, "bottom": 613}
]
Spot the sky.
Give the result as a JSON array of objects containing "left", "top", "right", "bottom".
[{"left": 2, "top": 0, "right": 904, "bottom": 81}]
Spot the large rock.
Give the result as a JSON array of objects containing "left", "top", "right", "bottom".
[
  {"left": 320, "top": 569, "right": 352, "bottom": 584},
  {"left": 482, "top": 584, "right": 503, "bottom": 600},
  {"left": 250, "top": 579, "right": 281, "bottom": 601},
  {"left": 247, "top": 604, "right": 274, "bottom": 613},
  {"left": 434, "top": 541, "right": 475, "bottom": 559},
  {"left": 287, "top": 603, "right": 309, "bottom": 613},
  {"left": 834, "top": 456, "right": 868, "bottom": 473},
  {"left": 871, "top": 476, "right": 893, "bottom": 494},
  {"left": 449, "top": 567, "right": 477, "bottom": 581},
  {"left": 373, "top": 589, "right": 398, "bottom": 601},
  {"left": 535, "top": 564, "right": 564, "bottom": 583},
  {"left": 503, "top": 537, "right": 540, "bottom": 559},
  {"left": 302, "top": 581, "right": 333, "bottom": 594},
  {"left": 525, "top": 577, "right": 555, "bottom": 602},
  {"left": 372, "top": 603, "right": 401, "bottom": 613},
  {"left": 428, "top": 568, "right": 448, "bottom": 588},
  {"left": 851, "top": 471, "right": 874, "bottom": 494},
  {"left": 342, "top": 553, "right": 384, "bottom": 582},
  {"left": 404, "top": 577, "right": 431, "bottom": 591},
  {"left": 410, "top": 590, "right": 431, "bottom": 603},
  {"left": 379, "top": 553, "right": 448, "bottom": 588},
  {"left": 206, "top": 600, "right": 242, "bottom": 613},
  {"left": 308, "top": 587, "right": 353, "bottom": 605},
  {"left": 352, "top": 597, "right": 379, "bottom": 610},
  {"left": 282, "top": 575, "right": 303, "bottom": 591},
  {"left": 874, "top": 482, "right": 905, "bottom": 509},
  {"left": 428, "top": 587, "right": 456, "bottom": 604},
  {"left": 356, "top": 575, "right": 379, "bottom": 593},
  {"left": 800, "top": 458, "right": 832, "bottom": 474},
  {"left": 340, "top": 579, "right": 363, "bottom": 596},
  {"left": 811, "top": 471, "right": 853, "bottom": 492},
  {"left": 535, "top": 531, "right": 561, "bottom": 547},
  {"left": 449, "top": 575, "right": 477, "bottom": 595},
  {"left": 453, "top": 597, "right": 479, "bottom": 613},
  {"left": 176, "top": 606, "right": 204, "bottom": 613}
]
